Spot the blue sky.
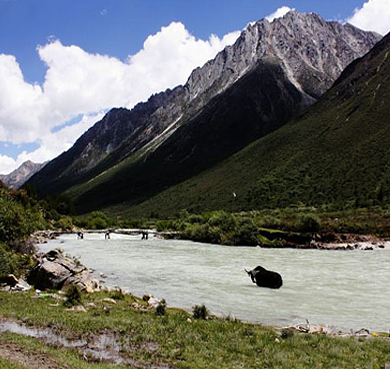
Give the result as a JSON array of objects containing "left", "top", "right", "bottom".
[
  {"left": 0, "top": 0, "right": 389, "bottom": 174},
  {"left": 0, "top": 0, "right": 367, "bottom": 84}
]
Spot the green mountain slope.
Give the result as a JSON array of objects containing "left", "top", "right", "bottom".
[
  {"left": 114, "top": 33, "right": 390, "bottom": 217},
  {"left": 68, "top": 59, "right": 306, "bottom": 213}
]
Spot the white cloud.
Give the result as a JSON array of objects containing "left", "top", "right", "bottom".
[
  {"left": 347, "top": 0, "right": 390, "bottom": 35},
  {"left": 266, "top": 6, "right": 293, "bottom": 22},
  {"left": 0, "top": 154, "right": 18, "bottom": 175},
  {"left": 0, "top": 22, "right": 240, "bottom": 174},
  {"left": 0, "top": 112, "right": 105, "bottom": 175}
]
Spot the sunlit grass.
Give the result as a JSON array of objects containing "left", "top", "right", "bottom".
[{"left": 1, "top": 291, "right": 390, "bottom": 368}]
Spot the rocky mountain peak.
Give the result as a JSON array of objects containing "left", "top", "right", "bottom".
[
  {"left": 185, "top": 11, "right": 380, "bottom": 102},
  {"left": 0, "top": 161, "right": 47, "bottom": 189},
  {"left": 28, "top": 11, "right": 382, "bottom": 200}
]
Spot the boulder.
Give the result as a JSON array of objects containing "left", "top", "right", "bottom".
[
  {"left": 0, "top": 274, "right": 31, "bottom": 292},
  {"left": 0, "top": 274, "right": 19, "bottom": 287},
  {"left": 27, "top": 249, "right": 100, "bottom": 292}
]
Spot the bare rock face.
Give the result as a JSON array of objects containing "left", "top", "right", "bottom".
[
  {"left": 0, "top": 160, "right": 46, "bottom": 189},
  {"left": 28, "top": 11, "right": 381, "bottom": 199},
  {"left": 27, "top": 250, "right": 100, "bottom": 292},
  {"left": 187, "top": 11, "right": 380, "bottom": 102}
]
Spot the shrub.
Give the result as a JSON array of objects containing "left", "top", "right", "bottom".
[
  {"left": 233, "top": 219, "right": 260, "bottom": 246},
  {"left": 0, "top": 195, "right": 34, "bottom": 243},
  {"left": 156, "top": 299, "right": 166, "bottom": 316},
  {"left": 183, "top": 224, "right": 222, "bottom": 244},
  {"left": 111, "top": 288, "right": 125, "bottom": 300},
  {"left": 64, "top": 284, "right": 82, "bottom": 306},
  {"left": 296, "top": 214, "right": 321, "bottom": 233},
  {"left": 187, "top": 214, "right": 205, "bottom": 225},
  {"left": 257, "top": 215, "right": 282, "bottom": 229},
  {"left": 56, "top": 216, "right": 74, "bottom": 231},
  {"left": 0, "top": 243, "right": 16, "bottom": 278},
  {"left": 281, "top": 329, "right": 294, "bottom": 339},
  {"left": 0, "top": 242, "right": 34, "bottom": 278},
  {"left": 208, "top": 211, "right": 237, "bottom": 232},
  {"left": 192, "top": 304, "right": 208, "bottom": 320}
]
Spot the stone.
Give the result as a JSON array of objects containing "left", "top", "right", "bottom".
[
  {"left": 103, "top": 298, "right": 117, "bottom": 305},
  {"left": 27, "top": 250, "right": 100, "bottom": 292},
  {"left": 11, "top": 279, "right": 31, "bottom": 292},
  {"left": 0, "top": 275, "right": 31, "bottom": 292},
  {"left": 0, "top": 274, "right": 19, "bottom": 287},
  {"left": 65, "top": 305, "right": 87, "bottom": 313},
  {"left": 147, "top": 296, "right": 163, "bottom": 308}
]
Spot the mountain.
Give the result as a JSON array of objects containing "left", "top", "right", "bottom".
[
  {"left": 124, "top": 31, "right": 390, "bottom": 217},
  {"left": 0, "top": 161, "right": 46, "bottom": 190},
  {"left": 28, "top": 11, "right": 381, "bottom": 213}
]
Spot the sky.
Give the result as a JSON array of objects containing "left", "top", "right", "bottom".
[{"left": 0, "top": 0, "right": 389, "bottom": 174}]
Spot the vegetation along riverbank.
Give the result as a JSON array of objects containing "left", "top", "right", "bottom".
[
  {"left": 1, "top": 289, "right": 390, "bottom": 369},
  {"left": 2, "top": 182, "right": 390, "bottom": 368}
]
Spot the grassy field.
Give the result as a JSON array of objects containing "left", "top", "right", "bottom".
[{"left": 1, "top": 290, "right": 390, "bottom": 369}]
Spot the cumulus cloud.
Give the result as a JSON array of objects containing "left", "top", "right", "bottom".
[
  {"left": 0, "top": 112, "right": 106, "bottom": 174},
  {"left": 0, "top": 22, "right": 240, "bottom": 174},
  {"left": 266, "top": 6, "right": 293, "bottom": 22},
  {"left": 347, "top": 0, "right": 390, "bottom": 35},
  {"left": 0, "top": 154, "right": 18, "bottom": 175}
]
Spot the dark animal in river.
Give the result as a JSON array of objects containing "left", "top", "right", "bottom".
[{"left": 245, "top": 266, "right": 283, "bottom": 289}]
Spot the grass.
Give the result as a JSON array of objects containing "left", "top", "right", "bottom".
[
  {"left": 0, "top": 331, "right": 126, "bottom": 369},
  {"left": 1, "top": 290, "right": 390, "bottom": 368}
]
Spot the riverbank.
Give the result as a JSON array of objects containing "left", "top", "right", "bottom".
[
  {"left": 2, "top": 237, "right": 390, "bottom": 368},
  {"left": 30, "top": 228, "right": 390, "bottom": 251},
  {"left": 35, "top": 234, "right": 390, "bottom": 333},
  {"left": 1, "top": 289, "right": 390, "bottom": 369}
]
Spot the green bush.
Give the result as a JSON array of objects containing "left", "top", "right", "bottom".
[
  {"left": 64, "top": 284, "right": 82, "bottom": 307},
  {"left": 0, "top": 242, "right": 34, "bottom": 278},
  {"left": 0, "top": 243, "right": 17, "bottom": 278},
  {"left": 296, "top": 214, "right": 321, "bottom": 233},
  {"left": 0, "top": 194, "right": 34, "bottom": 243},
  {"left": 110, "top": 288, "right": 125, "bottom": 300},
  {"left": 208, "top": 211, "right": 237, "bottom": 232},
  {"left": 233, "top": 219, "right": 260, "bottom": 246},
  {"left": 193, "top": 304, "right": 208, "bottom": 320},
  {"left": 183, "top": 224, "right": 222, "bottom": 244},
  {"left": 155, "top": 299, "right": 166, "bottom": 316},
  {"left": 55, "top": 216, "right": 74, "bottom": 231}
]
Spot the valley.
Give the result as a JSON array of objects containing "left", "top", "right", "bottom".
[{"left": 1, "top": 6, "right": 390, "bottom": 369}]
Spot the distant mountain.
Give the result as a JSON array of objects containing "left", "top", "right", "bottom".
[
  {"left": 0, "top": 161, "right": 46, "bottom": 190},
  {"left": 125, "top": 31, "right": 390, "bottom": 217},
  {"left": 28, "top": 11, "right": 381, "bottom": 213}
]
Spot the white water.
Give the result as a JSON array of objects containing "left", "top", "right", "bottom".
[{"left": 39, "top": 233, "right": 390, "bottom": 332}]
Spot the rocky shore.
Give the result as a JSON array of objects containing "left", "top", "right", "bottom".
[
  {"left": 31, "top": 229, "right": 390, "bottom": 251},
  {"left": 258, "top": 229, "right": 390, "bottom": 250}
]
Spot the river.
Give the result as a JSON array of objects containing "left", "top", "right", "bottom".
[{"left": 39, "top": 233, "right": 390, "bottom": 332}]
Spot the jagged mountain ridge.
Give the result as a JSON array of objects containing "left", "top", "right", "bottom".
[
  {"left": 0, "top": 161, "right": 46, "bottom": 190},
  {"left": 124, "top": 31, "right": 390, "bottom": 216},
  {"left": 28, "top": 11, "right": 381, "bottom": 207}
]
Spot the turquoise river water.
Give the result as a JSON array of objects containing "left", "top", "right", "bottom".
[{"left": 39, "top": 233, "right": 390, "bottom": 332}]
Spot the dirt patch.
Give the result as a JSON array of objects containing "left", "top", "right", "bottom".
[{"left": 0, "top": 341, "right": 72, "bottom": 369}]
